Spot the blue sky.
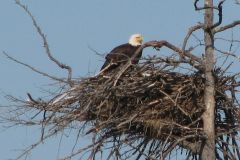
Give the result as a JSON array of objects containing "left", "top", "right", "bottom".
[{"left": 0, "top": 0, "right": 239, "bottom": 159}]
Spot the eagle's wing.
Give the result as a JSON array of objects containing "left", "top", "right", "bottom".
[{"left": 100, "top": 43, "right": 130, "bottom": 71}]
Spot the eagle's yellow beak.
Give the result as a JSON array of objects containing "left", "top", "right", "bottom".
[{"left": 137, "top": 36, "right": 144, "bottom": 44}]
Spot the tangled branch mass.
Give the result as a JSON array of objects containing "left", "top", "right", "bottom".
[{"left": 19, "top": 57, "right": 240, "bottom": 159}]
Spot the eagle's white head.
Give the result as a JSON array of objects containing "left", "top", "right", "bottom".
[{"left": 128, "top": 34, "right": 144, "bottom": 46}]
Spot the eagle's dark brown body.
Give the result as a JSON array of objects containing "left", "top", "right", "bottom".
[{"left": 101, "top": 43, "right": 142, "bottom": 71}]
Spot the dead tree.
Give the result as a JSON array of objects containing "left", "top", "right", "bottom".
[
  {"left": 202, "top": 0, "right": 216, "bottom": 159},
  {"left": 2, "top": 0, "right": 240, "bottom": 159}
]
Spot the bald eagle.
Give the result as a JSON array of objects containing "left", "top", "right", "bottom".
[{"left": 101, "top": 34, "right": 143, "bottom": 72}]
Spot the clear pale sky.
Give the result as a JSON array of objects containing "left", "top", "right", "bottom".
[{"left": 0, "top": 0, "right": 239, "bottom": 159}]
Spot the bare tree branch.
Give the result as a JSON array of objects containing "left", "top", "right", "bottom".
[
  {"left": 182, "top": 23, "right": 204, "bottom": 52},
  {"left": 3, "top": 51, "right": 68, "bottom": 83},
  {"left": 15, "top": 128, "right": 63, "bottom": 160},
  {"left": 214, "top": 20, "right": 240, "bottom": 33},
  {"left": 211, "top": 0, "right": 225, "bottom": 29},
  {"left": 15, "top": 0, "right": 73, "bottom": 86}
]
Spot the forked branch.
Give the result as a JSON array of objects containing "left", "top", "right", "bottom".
[
  {"left": 182, "top": 23, "right": 204, "bottom": 52},
  {"left": 194, "top": 0, "right": 219, "bottom": 11},
  {"left": 194, "top": 0, "right": 225, "bottom": 29},
  {"left": 15, "top": 0, "right": 73, "bottom": 85}
]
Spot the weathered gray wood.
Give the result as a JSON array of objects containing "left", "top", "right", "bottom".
[{"left": 201, "top": 0, "right": 216, "bottom": 159}]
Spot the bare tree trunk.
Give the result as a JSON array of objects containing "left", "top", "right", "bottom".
[{"left": 201, "top": 0, "right": 216, "bottom": 159}]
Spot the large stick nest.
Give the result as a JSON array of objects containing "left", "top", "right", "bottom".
[
  {"left": 20, "top": 58, "right": 240, "bottom": 158},
  {"left": 79, "top": 66, "right": 206, "bottom": 139}
]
